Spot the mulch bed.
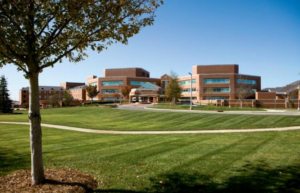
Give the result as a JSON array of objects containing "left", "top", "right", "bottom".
[{"left": 0, "top": 168, "right": 98, "bottom": 193}]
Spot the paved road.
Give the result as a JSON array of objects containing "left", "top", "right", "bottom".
[
  {"left": 116, "top": 103, "right": 300, "bottom": 116},
  {"left": 1, "top": 122, "right": 300, "bottom": 134}
]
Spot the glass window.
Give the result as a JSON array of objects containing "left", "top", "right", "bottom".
[
  {"left": 204, "top": 97, "right": 228, "bottom": 100},
  {"left": 103, "top": 97, "right": 121, "bottom": 101},
  {"left": 182, "top": 88, "right": 196, "bottom": 93},
  {"left": 130, "top": 81, "right": 156, "bottom": 86},
  {"left": 179, "top": 80, "right": 196, "bottom": 85},
  {"left": 237, "top": 79, "right": 257, "bottom": 85},
  {"left": 162, "top": 81, "right": 169, "bottom": 88},
  {"left": 102, "top": 81, "right": 123, "bottom": 86},
  {"left": 102, "top": 89, "right": 119, "bottom": 94},
  {"left": 90, "top": 82, "right": 97, "bottom": 86},
  {"left": 203, "top": 79, "right": 230, "bottom": 84},
  {"left": 204, "top": 88, "right": 229, "bottom": 93},
  {"left": 180, "top": 97, "right": 197, "bottom": 101}
]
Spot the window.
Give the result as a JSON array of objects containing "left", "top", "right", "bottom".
[
  {"left": 103, "top": 97, "right": 121, "bottom": 101},
  {"left": 204, "top": 88, "right": 229, "bottom": 93},
  {"left": 23, "top": 90, "right": 26, "bottom": 93},
  {"left": 102, "top": 81, "right": 123, "bottom": 86},
  {"left": 90, "top": 82, "right": 97, "bottom": 86},
  {"left": 23, "top": 95, "right": 26, "bottom": 98},
  {"left": 130, "top": 81, "right": 156, "bottom": 86},
  {"left": 162, "top": 81, "right": 169, "bottom": 88},
  {"left": 204, "top": 79, "right": 230, "bottom": 84},
  {"left": 180, "top": 97, "right": 197, "bottom": 101},
  {"left": 237, "top": 79, "right": 257, "bottom": 85},
  {"left": 102, "top": 89, "right": 119, "bottom": 94},
  {"left": 182, "top": 88, "right": 196, "bottom": 93},
  {"left": 204, "top": 97, "right": 228, "bottom": 100},
  {"left": 179, "top": 80, "right": 196, "bottom": 85}
]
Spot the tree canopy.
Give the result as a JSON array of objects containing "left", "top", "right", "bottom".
[
  {"left": 63, "top": 89, "right": 74, "bottom": 106},
  {"left": 121, "top": 85, "right": 131, "bottom": 101},
  {"left": 165, "top": 72, "right": 181, "bottom": 107},
  {"left": 0, "top": 75, "right": 13, "bottom": 113},
  {"left": 0, "top": 0, "right": 162, "bottom": 74},
  {"left": 86, "top": 85, "right": 99, "bottom": 102},
  {"left": 0, "top": 0, "right": 162, "bottom": 185}
]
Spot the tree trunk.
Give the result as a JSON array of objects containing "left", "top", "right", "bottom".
[
  {"left": 172, "top": 97, "right": 175, "bottom": 107},
  {"left": 28, "top": 72, "right": 45, "bottom": 185}
]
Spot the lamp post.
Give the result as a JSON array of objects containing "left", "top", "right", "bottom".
[
  {"left": 188, "top": 72, "right": 193, "bottom": 110},
  {"left": 229, "top": 85, "right": 231, "bottom": 108},
  {"left": 297, "top": 86, "right": 300, "bottom": 111}
]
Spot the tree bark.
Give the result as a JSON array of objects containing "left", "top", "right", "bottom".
[{"left": 28, "top": 72, "right": 45, "bottom": 185}]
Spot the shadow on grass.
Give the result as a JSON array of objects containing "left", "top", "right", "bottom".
[
  {"left": 0, "top": 147, "right": 30, "bottom": 175},
  {"left": 95, "top": 162, "right": 300, "bottom": 193}
]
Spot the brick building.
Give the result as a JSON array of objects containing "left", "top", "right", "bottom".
[
  {"left": 19, "top": 64, "right": 262, "bottom": 105},
  {"left": 86, "top": 68, "right": 161, "bottom": 101},
  {"left": 179, "top": 64, "right": 261, "bottom": 101},
  {"left": 20, "top": 86, "right": 65, "bottom": 108},
  {"left": 86, "top": 65, "right": 261, "bottom": 103},
  {"left": 20, "top": 82, "right": 85, "bottom": 107}
]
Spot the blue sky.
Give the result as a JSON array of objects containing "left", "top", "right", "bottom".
[{"left": 1, "top": 0, "right": 300, "bottom": 101}]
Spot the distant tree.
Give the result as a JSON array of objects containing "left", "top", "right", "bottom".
[
  {"left": 165, "top": 72, "right": 182, "bottom": 107},
  {"left": 0, "top": 0, "right": 162, "bottom": 185},
  {"left": 235, "top": 77, "right": 254, "bottom": 107},
  {"left": 0, "top": 76, "right": 13, "bottom": 113},
  {"left": 113, "top": 93, "right": 120, "bottom": 103},
  {"left": 86, "top": 85, "right": 99, "bottom": 103},
  {"left": 48, "top": 91, "right": 60, "bottom": 108},
  {"left": 121, "top": 85, "right": 132, "bottom": 101},
  {"left": 203, "top": 87, "right": 214, "bottom": 101},
  {"left": 63, "top": 90, "right": 74, "bottom": 106}
]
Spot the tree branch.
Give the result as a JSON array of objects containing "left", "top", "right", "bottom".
[{"left": 0, "top": 51, "right": 28, "bottom": 74}]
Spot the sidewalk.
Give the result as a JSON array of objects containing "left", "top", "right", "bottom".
[{"left": 1, "top": 122, "right": 300, "bottom": 134}]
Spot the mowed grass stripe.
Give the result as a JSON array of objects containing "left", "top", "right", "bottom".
[
  {"left": 1, "top": 124, "right": 300, "bottom": 192},
  {"left": 1, "top": 107, "right": 300, "bottom": 130}
]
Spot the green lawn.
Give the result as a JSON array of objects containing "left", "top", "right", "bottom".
[
  {"left": 1, "top": 124, "right": 300, "bottom": 192},
  {"left": 151, "top": 104, "right": 265, "bottom": 111},
  {"left": 1, "top": 107, "right": 300, "bottom": 131}
]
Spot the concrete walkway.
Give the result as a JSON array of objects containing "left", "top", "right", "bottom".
[
  {"left": 1, "top": 122, "right": 300, "bottom": 134},
  {"left": 116, "top": 103, "right": 300, "bottom": 116}
]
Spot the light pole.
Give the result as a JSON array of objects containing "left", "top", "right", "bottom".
[
  {"left": 188, "top": 72, "right": 193, "bottom": 110},
  {"left": 229, "top": 85, "right": 231, "bottom": 108},
  {"left": 297, "top": 86, "right": 300, "bottom": 111},
  {"left": 199, "top": 85, "right": 201, "bottom": 106}
]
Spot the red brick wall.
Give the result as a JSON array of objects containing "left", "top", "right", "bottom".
[{"left": 193, "top": 64, "right": 239, "bottom": 75}]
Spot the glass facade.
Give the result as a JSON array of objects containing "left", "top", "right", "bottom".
[
  {"left": 102, "top": 89, "right": 119, "bottom": 94},
  {"left": 179, "top": 80, "right": 196, "bottom": 85},
  {"left": 130, "top": 81, "right": 156, "bottom": 86},
  {"left": 204, "top": 79, "right": 230, "bottom": 84},
  {"left": 102, "top": 81, "right": 123, "bottom": 86},
  {"left": 182, "top": 88, "right": 196, "bottom": 93},
  {"left": 204, "top": 88, "right": 229, "bottom": 93},
  {"left": 237, "top": 79, "right": 257, "bottom": 85}
]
